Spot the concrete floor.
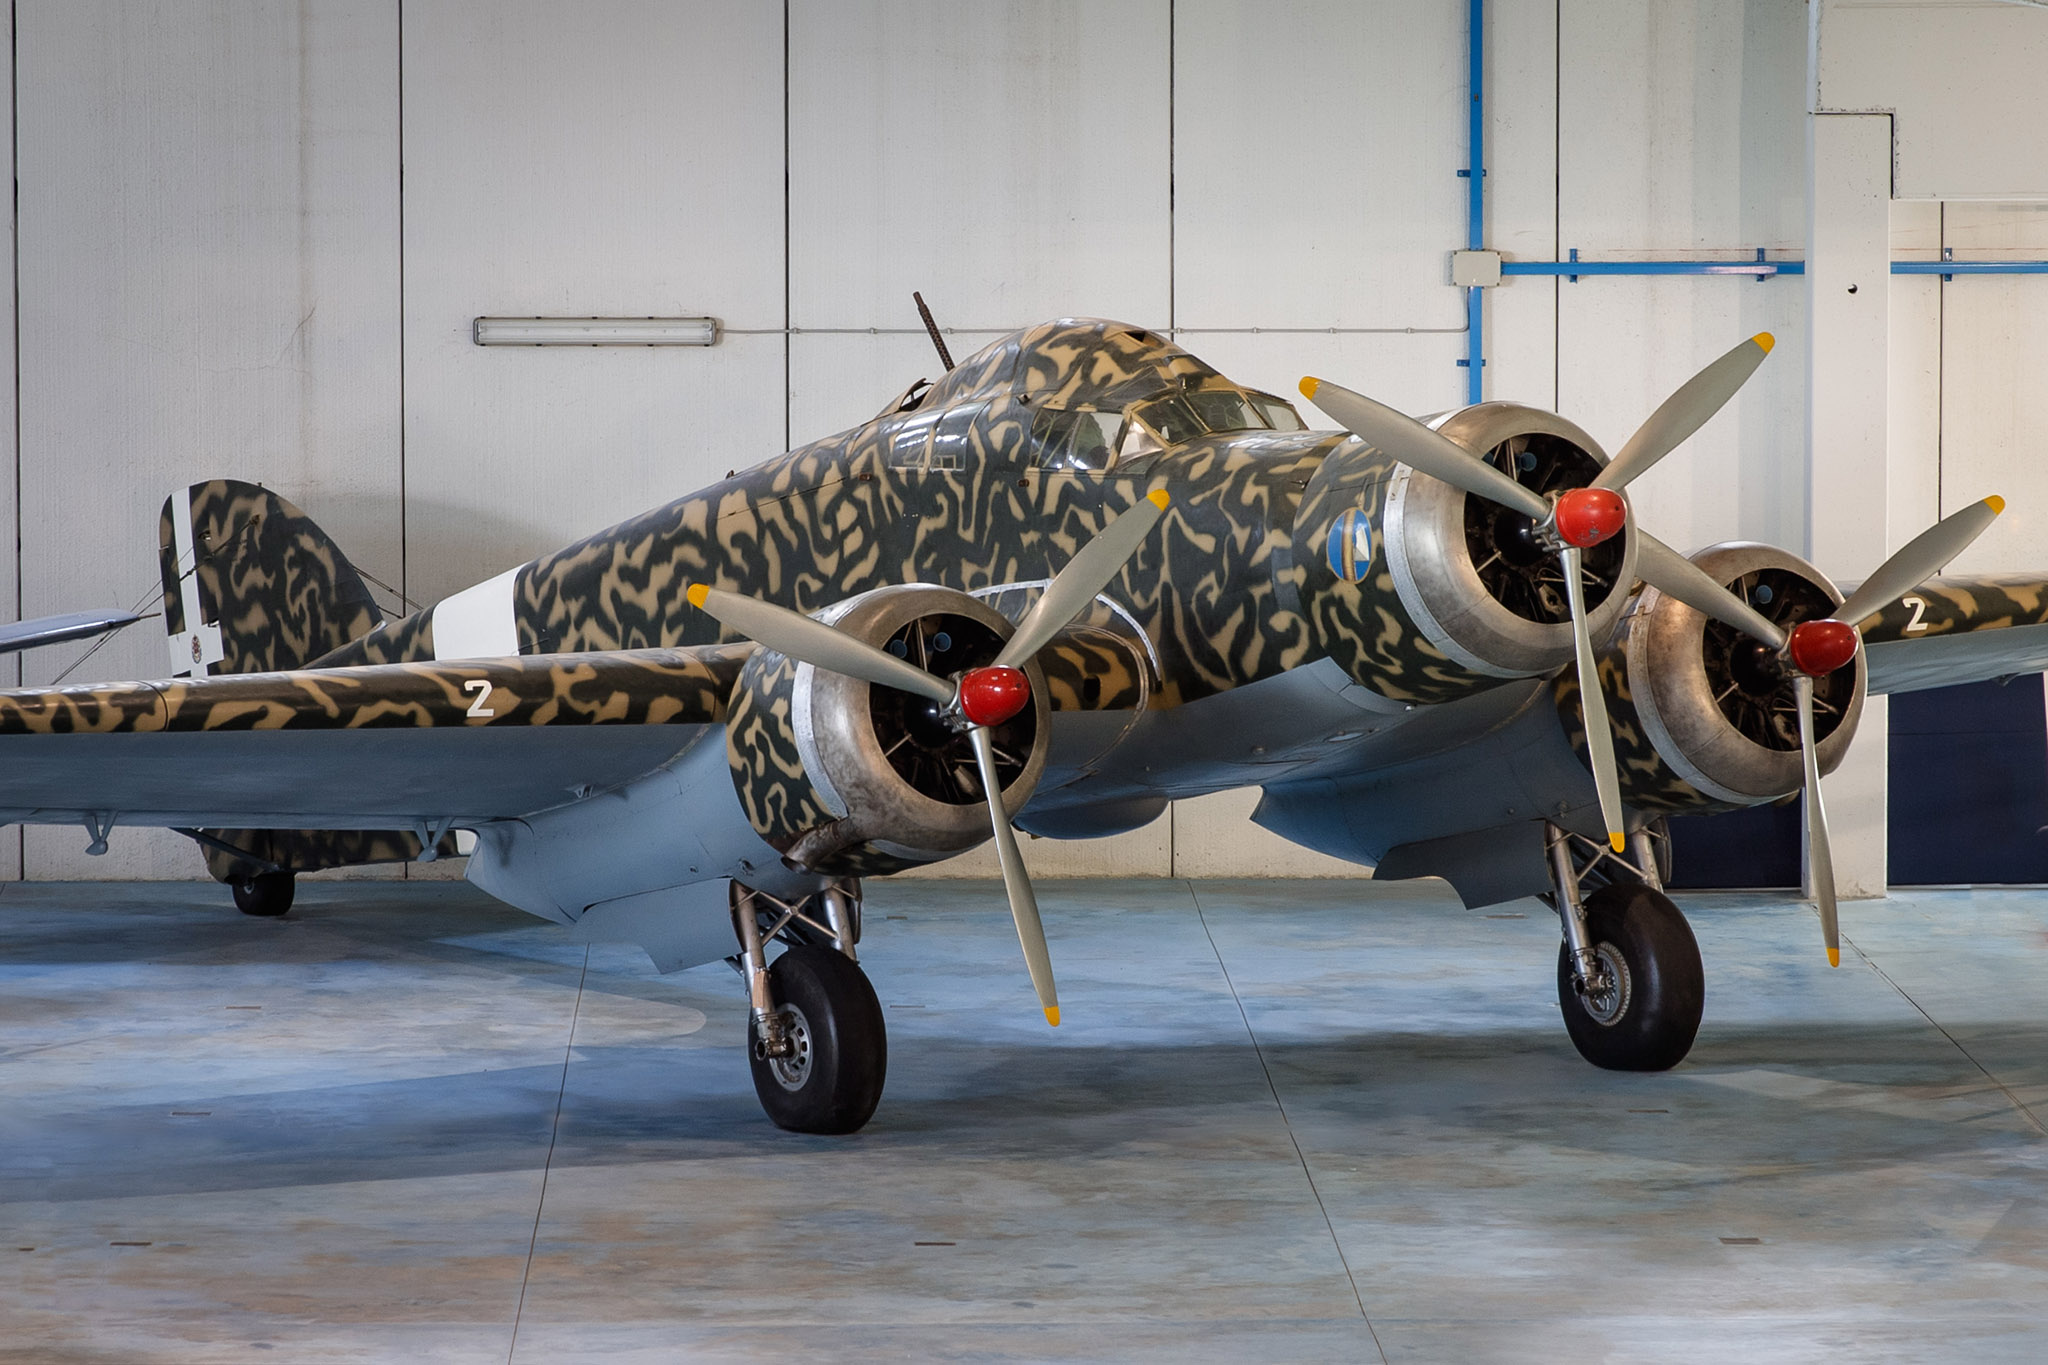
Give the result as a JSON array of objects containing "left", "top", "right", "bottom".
[{"left": 0, "top": 877, "right": 2044, "bottom": 1363}]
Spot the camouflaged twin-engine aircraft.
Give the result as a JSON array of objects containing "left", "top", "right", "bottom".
[{"left": 2, "top": 317, "right": 2043, "bottom": 1133}]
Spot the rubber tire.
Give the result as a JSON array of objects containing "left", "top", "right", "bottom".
[
  {"left": 231, "top": 871, "right": 296, "bottom": 918},
  {"left": 748, "top": 946, "right": 887, "bottom": 1135},
  {"left": 1557, "top": 883, "right": 1704, "bottom": 1071}
]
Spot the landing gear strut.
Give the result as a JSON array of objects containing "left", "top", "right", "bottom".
[
  {"left": 1544, "top": 822, "right": 1703, "bottom": 1071},
  {"left": 732, "top": 881, "right": 886, "bottom": 1134}
]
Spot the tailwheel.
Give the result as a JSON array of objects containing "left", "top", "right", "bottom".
[
  {"left": 231, "top": 870, "right": 295, "bottom": 918},
  {"left": 1555, "top": 882, "right": 1704, "bottom": 1071},
  {"left": 747, "top": 946, "right": 887, "bottom": 1135}
]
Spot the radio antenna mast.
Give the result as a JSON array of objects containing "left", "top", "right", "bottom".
[{"left": 912, "top": 291, "right": 955, "bottom": 371}]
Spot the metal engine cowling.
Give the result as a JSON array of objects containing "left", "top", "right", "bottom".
[
  {"left": 1384, "top": 403, "right": 1639, "bottom": 676},
  {"left": 722, "top": 584, "right": 1050, "bottom": 877},
  {"left": 1577, "top": 542, "right": 1865, "bottom": 813},
  {"left": 1294, "top": 402, "right": 1638, "bottom": 704}
]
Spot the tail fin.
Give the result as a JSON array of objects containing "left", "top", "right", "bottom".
[{"left": 158, "top": 480, "right": 383, "bottom": 676}]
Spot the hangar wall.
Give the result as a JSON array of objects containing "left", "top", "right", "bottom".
[{"left": 4, "top": 1, "right": 2045, "bottom": 881}]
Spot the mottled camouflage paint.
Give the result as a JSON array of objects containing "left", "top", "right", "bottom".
[
  {"left": 319, "top": 321, "right": 1340, "bottom": 709},
  {"left": 1552, "top": 645, "right": 1724, "bottom": 816},
  {"left": 197, "top": 827, "right": 459, "bottom": 882},
  {"left": 1289, "top": 438, "right": 1500, "bottom": 704},
  {"left": 161, "top": 480, "right": 384, "bottom": 674},
  {"left": 0, "top": 647, "right": 748, "bottom": 736},
  {"left": 1859, "top": 576, "right": 2048, "bottom": 642}
]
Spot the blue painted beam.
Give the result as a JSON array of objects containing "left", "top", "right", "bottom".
[{"left": 1892, "top": 260, "right": 2048, "bottom": 275}]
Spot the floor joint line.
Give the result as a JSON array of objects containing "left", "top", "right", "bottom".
[
  {"left": 506, "top": 946, "right": 590, "bottom": 1363},
  {"left": 1850, "top": 931, "right": 2046, "bottom": 1139},
  {"left": 1184, "top": 880, "right": 1388, "bottom": 1361}
]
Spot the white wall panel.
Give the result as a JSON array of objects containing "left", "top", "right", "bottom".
[
  {"left": 1172, "top": 330, "right": 1465, "bottom": 423},
  {"left": 1555, "top": 0, "right": 1810, "bottom": 556},
  {"left": 400, "top": 1, "right": 786, "bottom": 606},
  {"left": 1484, "top": 0, "right": 1562, "bottom": 410},
  {"left": 16, "top": 1, "right": 401, "bottom": 878},
  {"left": 1931, "top": 203, "right": 2048, "bottom": 576},
  {"left": 1887, "top": 200, "right": 1942, "bottom": 551},
  {"left": 1174, "top": 0, "right": 1463, "bottom": 331},
  {"left": 1815, "top": 0, "right": 2048, "bottom": 202},
  {"left": 788, "top": 0, "right": 1169, "bottom": 333},
  {"left": 1561, "top": 0, "right": 1806, "bottom": 255},
  {"left": 1557, "top": 277, "right": 1807, "bottom": 554}
]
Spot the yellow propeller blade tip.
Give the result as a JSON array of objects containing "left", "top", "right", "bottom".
[
  {"left": 1609, "top": 832, "right": 1627, "bottom": 853},
  {"left": 1043, "top": 1005, "right": 1061, "bottom": 1028},
  {"left": 1147, "top": 488, "right": 1170, "bottom": 510},
  {"left": 1987, "top": 494, "right": 2007, "bottom": 514},
  {"left": 1826, "top": 946, "right": 1840, "bottom": 969},
  {"left": 1299, "top": 377, "right": 1320, "bottom": 400},
  {"left": 1753, "top": 332, "right": 1775, "bottom": 354},
  {"left": 685, "top": 583, "right": 709, "bottom": 609}
]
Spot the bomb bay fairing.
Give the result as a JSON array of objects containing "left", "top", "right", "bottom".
[{"left": 2, "top": 318, "right": 2040, "bottom": 1133}]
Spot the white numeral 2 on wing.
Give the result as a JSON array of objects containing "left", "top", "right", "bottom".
[
  {"left": 1902, "top": 595, "right": 1929, "bottom": 634},
  {"left": 464, "top": 679, "right": 495, "bottom": 717}
]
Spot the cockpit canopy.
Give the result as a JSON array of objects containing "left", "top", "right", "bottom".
[{"left": 1029, "top": 386, "right": 1306, "bottom": 473}]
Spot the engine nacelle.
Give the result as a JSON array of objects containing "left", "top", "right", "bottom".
[
  {"left": 1293, "top": 401, "right": 1639, "bottom": 704},
  {"left": 1562, "top": 542, "right": 1866, "bottom": 813},
  {"left": 723, "top": 584, "right": 1050, "bottom": 876}
]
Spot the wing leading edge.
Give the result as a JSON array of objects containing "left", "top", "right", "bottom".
[
  {"left": 1857, "top": 576, "right": 2048, "bottom": 695},
  {"left": 0, "top": 645, "right": 749, "bottom": 831}
]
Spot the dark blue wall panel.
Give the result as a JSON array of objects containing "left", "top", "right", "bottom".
[
  {"left": 1664, "top": 676, "right": 2048, "bottom": 888},
  {"left": 1888, "top": 674, "right": 2048, "bottom": 884}
]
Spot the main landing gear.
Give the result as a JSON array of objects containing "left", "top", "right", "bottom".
[
  {"left": 1544, "top": 821, "right": 1704, "bottom": 1071},
  {"left": 731, "top": 880, "right": 886, "bottom": 1134}
]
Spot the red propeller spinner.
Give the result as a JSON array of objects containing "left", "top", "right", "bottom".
[
  {"left": 1551, "top": 487, "right": 1628, "bottom": 549},
  {"left": 1785, "top": 618, "right": 1860, "bottom": 678},
  {"left": 956, "top": 665, "right": 1031, "bottom": 728}
]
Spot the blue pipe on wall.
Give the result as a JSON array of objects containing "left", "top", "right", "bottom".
[
  {"left": 1454, "top": 0, "right": 2048, "bottom": 394},
  {"left": 1459, "top": 0, "right": 1486, "bottom": 404}
]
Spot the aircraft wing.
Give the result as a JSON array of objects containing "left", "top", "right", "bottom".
[
  {"left": 1858, "top": 576, "right": 2048, "bottom": 695},
  {"left": 0, "top": 645, "right": 750, "bottom": 830}
]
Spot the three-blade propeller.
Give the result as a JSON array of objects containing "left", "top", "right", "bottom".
[
  {"left": 1702, "top": 495, "right": 2004, "bottom": 966},
  {"left": 1302, "top": 332, "right": 1775, "bottom": 854},
  {"left": 686, "top": 488, "right": 1172, "bottom": 1026}
]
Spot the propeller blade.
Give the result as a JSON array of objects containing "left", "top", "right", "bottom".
[
  {"left": 995, "top": 489, "right": 1171, "bottom": 669},
  {"left": 1593, "top": 334, "right": 1775, "bottom": 493},
  {"left": 1636, "top": 533, "right": 1787, "bottom": 649},
  {"left": 1562, "top": 547, "right": 1627, "bottom": 853},
  {"left": 1299, "top": 378, "right": 1552, "bottom": 521},
  {"left": 969, "top": 725, "right": 1060, "bottom": 1026},
  {"left": 1794, "top": 673, "right": 1840, "bottom": 967},
  {"left": 685, "top": 584, "right": 955, "bottom": 705},
  {"left": 1834, "top": 496, "right": 2005, "bottom": 628}
]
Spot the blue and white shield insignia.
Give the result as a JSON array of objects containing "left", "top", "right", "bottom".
[{"left": 1325, "top": 508, "right": 1375, "bottom": 583}]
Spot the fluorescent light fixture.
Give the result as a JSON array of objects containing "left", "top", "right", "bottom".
[{"left": 472, "top": 316, "right": 720, "bottom": 346}]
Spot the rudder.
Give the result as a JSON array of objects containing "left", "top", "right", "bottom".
[{"left": 158, "top": 479, "right": 383, "bottom": 677}]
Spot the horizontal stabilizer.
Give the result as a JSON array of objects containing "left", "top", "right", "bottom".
[{"left": 0, "top": 610, "right": 142, "bottom": 655}]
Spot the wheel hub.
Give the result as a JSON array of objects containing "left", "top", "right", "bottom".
[
  {"left": 764, "top": 1003, "right": 814, "bottom": 1091},
  {"left": 1573, "top": 943, "right": 1633, "bottom": 1026}
]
